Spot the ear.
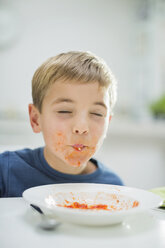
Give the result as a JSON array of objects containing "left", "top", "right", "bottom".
[
  {"left": 109, "top": 115, "right": 112, "bottom": 123},
  {"left": 28, "top": 104, "right": 41, "bottom": 133}
]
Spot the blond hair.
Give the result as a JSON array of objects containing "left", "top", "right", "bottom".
[{"left": 32, "top": 51, "right": 117, "bottom": 113}]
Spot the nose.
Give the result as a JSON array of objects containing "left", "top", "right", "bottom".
[
  {"left": 73, "top": 128, "right": 88, "bottom": 135},
  {"left": 72, "top": 117, "right": 89, "bottom": 135}
]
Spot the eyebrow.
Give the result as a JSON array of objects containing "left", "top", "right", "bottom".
[
  {"left": 52, "top": 98, "right": 74, "bottom": 104},
  {"left": 52, "top": 98, "right": 107, "bottom": 109},
  {"left": 93, "top": 101, "right": 107, "bottom": 110}
]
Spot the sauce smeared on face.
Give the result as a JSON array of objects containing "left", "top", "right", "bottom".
[
  {"left": 65, "top": 146, "right": 95, "bottom": 167},
  {"left": 53, "top": 131, "right": 96, "bottom": 167}
]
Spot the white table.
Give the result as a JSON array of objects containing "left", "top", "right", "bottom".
[{"left": 0, "top": 198, "right": 165, "bottom": 248}]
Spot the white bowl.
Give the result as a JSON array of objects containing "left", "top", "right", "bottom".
[{"left": 23, "top": 183, "right": 162, "bottom": 226}]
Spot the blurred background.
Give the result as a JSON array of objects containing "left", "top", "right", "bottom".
[{"left": 0, "top": 0, "right": 165, "bottom": 189}]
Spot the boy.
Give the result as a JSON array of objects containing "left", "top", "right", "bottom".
[{"left": 0, "top": 51, "right": 123, "bottom": 197}]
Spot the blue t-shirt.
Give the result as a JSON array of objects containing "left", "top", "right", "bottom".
[{"left": 0, "top": 147, "right": 124, "bottom": 197}]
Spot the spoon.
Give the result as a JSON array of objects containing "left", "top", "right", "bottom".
[{"left": 30, "top": 204, "right": 61, "bottom": 230}]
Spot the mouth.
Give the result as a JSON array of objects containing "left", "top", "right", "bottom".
[{"left": 71, "top": 144, "right": 87, "bottom": 151}]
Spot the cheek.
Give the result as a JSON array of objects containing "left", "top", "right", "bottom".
[
  {"left": 53, "top": 131, "right": 67, "bottom": 152},
  {"left": 41, "top": 122, "right": 67, "bottom": 152},
  {"left": 92, "top": 120, "right": 108, "bottom": 140},
  {"left": 91, "top": 120, "right": 109, "bottom": 149},
  {"left": 41, "top": 116, "right": 67, "bottom": 147}
]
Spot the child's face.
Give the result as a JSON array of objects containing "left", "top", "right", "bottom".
[{"left": 29, "top": 80, "right": 111, "bottom": 174}]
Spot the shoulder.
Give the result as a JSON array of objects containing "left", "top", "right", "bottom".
[
  {"left": 15, "top": 147, "right": 41, "bottom": 163},
  {"left": 91, "top": 158, "right": 124, "bottom": 186},
  {"left": 0, "top": 147, "right": 43, "bottom": 197},
  {"left": 0, "top": 150, "right": 10, "bottom": 166},
  {"left": 0, "top": 147, "right": 42, "bottom": 168}
]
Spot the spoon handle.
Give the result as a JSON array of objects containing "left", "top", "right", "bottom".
[{"left": 30, "top": 204, "right": 44, "bottom": 214}]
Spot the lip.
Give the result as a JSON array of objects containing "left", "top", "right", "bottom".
[{"left": 72, "top": 144, "right": 87, "bottom": 151}]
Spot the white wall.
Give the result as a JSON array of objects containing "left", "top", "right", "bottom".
[
  {"left": 95, "top": 135, "right": 165, "bottom": 190},
  {"left": 0, "top": 0, "right": 147, "bottom": 117}
]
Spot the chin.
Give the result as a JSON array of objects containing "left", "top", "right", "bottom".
[{"left": 65, "top": 158, "right": 88, "bottom": 168}]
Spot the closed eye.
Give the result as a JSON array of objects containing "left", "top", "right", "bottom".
[
  {"left": 57, "top": 111, "right": 72, "bottom": 114},
  {"left": 91, "top": 113, "right": 103, "bottom": 117}
]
